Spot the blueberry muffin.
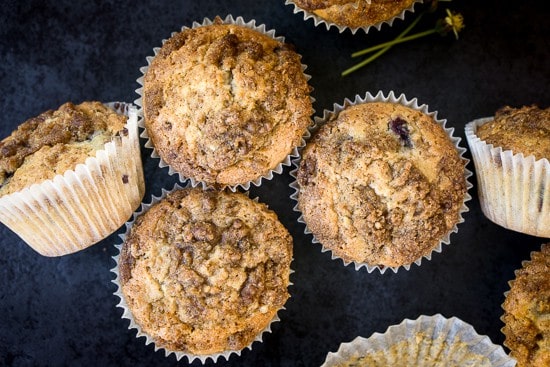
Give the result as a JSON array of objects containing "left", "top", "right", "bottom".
[
  {"left": 118, "top": 187, "right": 293, "bottom": 356},
  {"left": 142, "top": 18, "right": 313, "bottom": 188},
  {"left": 297, "top": 101, "right": 467, "bottom": 268}
]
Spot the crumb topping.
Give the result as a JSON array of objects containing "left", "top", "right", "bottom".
[
  {"left": 297, "top": 102, "right": 467, "bottom": 267},
  {"left": 0, "top": 101, "right": 126, "bottom": 196},
  {"left": 292, "top": 0, "right": 417, "bottom": 28},
  {"left": 502, "top": 244, "right": 550, "bottom": 367},
  {"left": 477, "top": 105, "right": 550, "bottom": 161},
  {"left": 119, "top": 188, "right": 292, "bottom": 355},
  {"left": 143, "top": 20, "right": 312, "bottom": 186}
]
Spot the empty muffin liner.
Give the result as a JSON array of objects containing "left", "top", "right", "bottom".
[
  {"left": 0, "top": 102, "right": 145, "bottom": 257},
  {"left": 465, "top": 118, "right": 549, "bottom": 238},
  {"left": 111, "top": 183, "right": 293, "bottom": 364},
  {"left": 290, "top": 90, "right": 473, "bottom": 273},
  {"left": 285, "top": 0, "right": 423, "bottom": 35},
  {"left": 322, "top": 314, "right": 515, "bottom": 366},
  {"left": 135, "top": 14, "right": 314, "bottom": 192}
]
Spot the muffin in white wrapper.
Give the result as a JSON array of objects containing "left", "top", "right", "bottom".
[
  {"left": 322, "top": 314, "right": 516, "bottom": 367},
  {"left": 0, "top": 102, "right": 145, "bottom": 257},
  {"left": 465, "top": 118, "right": 549, "bottom": 238},
  {"left": 112, "top": 184, "right": 293, "bottom": 364},
  {"left": 501, "top": 243, "right": 549, "bottom": 367},
  {"left": 290, "top": 91, "right": 472, "bottom": 273},
  {"left": 135, "top": 15, "right": 314, "bottom": 192},
  {"left": 285, "top": 0, "right": 423, "bottom": 34}
]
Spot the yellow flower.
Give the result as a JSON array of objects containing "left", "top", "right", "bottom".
[{"left": 444, "top": 9, "right": 465, "bottom": 39}]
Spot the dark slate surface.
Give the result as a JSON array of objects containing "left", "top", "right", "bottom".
[{"left": 0, "top": 1, "right": 548, "bottom": 366}]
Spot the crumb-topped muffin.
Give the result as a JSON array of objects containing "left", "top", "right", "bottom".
[
  {"left": 502, "top": 244, "right": 550, "bottom": 367},
  {"left": 322, "top": 315, "right": 515, "bottom": 367},
  {"left": 0, "top": 101, "right": 126, "bottom": 196},
  {"left": 476, "top": 105, "right": 550, "bottom": 161},
  {"left": 465, "top": 106, "right": 549, "bottom": 237},
  {"left": 142, "top": 18, "right": 313, "bottom": 188},
  {"left": 0, "top": 101, "right": 144, "bottom": 256},
  {"left": 290, "top": 0, "right": 418, "bottom": 29},
  {"left": 297, "top": 101, "right": 467, "bottom": 268},
  {"left": 118, "top": 187, "right": 292, "bottom": 356}
]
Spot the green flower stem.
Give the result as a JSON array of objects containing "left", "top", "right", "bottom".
[
  {"left": 351, "top": 13, "right": 425, "bottom": 58},
  {"left": 351, "top": 28, "right": 437, "bottom": 58},
  {"left": 342, "top": 45, "right": 393, "bottom": 77}
]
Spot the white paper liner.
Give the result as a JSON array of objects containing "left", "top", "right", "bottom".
[
  {"left": 500, "top": 243, "right": 549, "bottom": 364},
  {"left": 111, "top": 183, "right": 293, "bottom": 364},
  {"left": 290, "top": 91, "right": 473, "bottom": 273},
  {"left": 465, "top": 118, "right": 550, "bottom": 237},
  {"left": 0, "top": 102, "right": 145, "bottom": 257},
  {"left": 285, "top": 0, "right": 423, "bottom": 35},
  {"left": 134, "top": 14, "right": 314, "bottom": 192},
  {"left": 322, "top": 314, "right": 516, "bottom": 367}
]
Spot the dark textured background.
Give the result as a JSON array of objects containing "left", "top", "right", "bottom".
[{"left": 0, "top": 1, "right": 548, "bottom": 366}]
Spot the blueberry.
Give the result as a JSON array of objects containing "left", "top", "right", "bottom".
[{"left": 389, "top": 117, "right": 412, "bottom": 148}]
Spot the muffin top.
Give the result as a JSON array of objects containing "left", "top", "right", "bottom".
[
  {"left": 297, "top": 102, "right": 467, "bottom": 268},
  {"left": 292, "top": 0, "right": 417, "bottom": 28},
  {"left": 502, "top": 244, "right": 550, "bottom": 367},
  {"left": 0, "top": 101, "right": 127, "bottom": 196},
  {"left": 476, "top": 105, "right": 550, "bottom": 161},
  {"left": 142, "top": 19, "right": 312, "bottom": 187},
  {"left": 119, "top": 188, "right": 292, "bottom": 355}
]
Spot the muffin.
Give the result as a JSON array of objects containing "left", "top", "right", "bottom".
[
  {"left": 140, "top": 16, "right": 313, "bottom": 189},
  {"left": 322, "top": 314, "right": 515, "bottom": 367},
  {"left": 286, "top": 0, "right": 421, "bottom": 33},
  {"left": 465, "top": 106, "right": 549, "bottom": 237},
  {"left": 502, "top": 243, "right": 550, "bottom": 367},
  {"left": 0, "top": 101, "right": 144, "bottom": 256},
  {"left": 114, "top": 187, "right": 293, "bottom": 362},
  {"left": 294, "top": 92, "right": 470, "bottom": 271}
]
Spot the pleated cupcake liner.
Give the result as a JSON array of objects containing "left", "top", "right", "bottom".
[
  {"left": 285, "top": 0, "right": 423, "bottom": 35},
  {"left": 322, "top": 314, "right": 515, "bottom": 366},
  {"left": 0, "top": 102, "right": 145, "bottom": 256},
  {"left": 135, "top": 14, "right": 314, "bottom": 192},
  {"left": 111, "top": 183, "right": 293, "bottom": 364},
  {"left": 465, "top": 118, "right": 549, "bottom": 237},
  {"left": 290, "top": 90, "right": 473, "bottom": 273}
]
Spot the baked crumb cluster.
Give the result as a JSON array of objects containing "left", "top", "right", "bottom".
[
  {"left": 143, "top": 20, "right": 312, "bottom": 187},
  {"left": 502, "top": 244, "right": 550, "bottom": 367},
  {"left": 297, "top": 102, "right": 466, "bottom": 267},
  {"left": 477, "top": 105, "right": 550, "bottom": 161},
  {"left": 119, "top": 188, "right": 292, "bottom": 355},
  {"left": 292, "top": 0, "right": 417, "bottom": 28},
  {"left": 0, "top": 101, "right": 126, "bottom": 196}
]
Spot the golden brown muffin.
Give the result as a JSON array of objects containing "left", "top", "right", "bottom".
[
  {"left": 476, "top": 105, "right": 550, "bottom": 161},
  {"left": 119, "top": 188, "right": 293, "bottom": 356},
  {"left": 142, "top": 18, "right": 313, "bottom": 187},
  {"left": 297, "top": 102, "right": 467, "bottom": 268},
  {"left": 292, "top": 0, "right": 418, "bottom": 29},
  {"left": 502, "top": 244, "right": 550, "bottom": 367},
  {"left": 0, "top": 101, "right": 127, "bottom": 196}
]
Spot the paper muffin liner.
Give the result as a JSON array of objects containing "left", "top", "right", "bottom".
[
  {"left": 285, "top": 0, "right": 423, "bottom": 35},
  {"left": 0, "top": 102, "right": 145, "bottom": 257},
  {"left": 322, "top": 314, "right": 515, "bottom": 367},
  {"left": 465, "top": 118, "right": 550, "bottom": 237},
  {"left": 290, "top": 90, "right": 473, "bottom": 273},
  {"left": 500, "top": 243, "right": 549, "bottom": 364},
  {"left": 111, "top": 183, "right": 293, "bottom": 364},
  {"left": 135, "top": 14, "right": 314, "bottom": 192}
]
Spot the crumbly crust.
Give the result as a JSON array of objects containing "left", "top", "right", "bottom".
[
  {"left": 502, "top": 244, "right": 550, "bottom": 367},
  {"left": 292, "top": 0, "right": 417, "bottom": 28},
  {"left": 119, "top": 188, "right": 292, "bottom": 355},
  {"left": 143, "top": 19, "right": 312, "bottom": 187},
  {"left": 0, "top": 101, "right": 127, "bottom": 196},
  {"left": 297, "top": 102, "right": 467, "bottom": 267},
  {"left": 476, "top": 105, "right": 550, "bottom": 161}
]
